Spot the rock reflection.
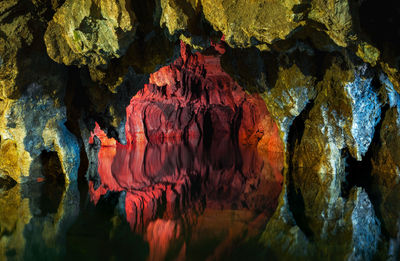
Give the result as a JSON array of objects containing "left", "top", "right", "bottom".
[
  {"left": 89, "top": 130, "right": 284, "bottom": 259},
  {"left": 0, "top": 179, "right": 79, "bottom": 261},
  {"left": 0, "top": 184, "right": 31, "bottom": 260}
]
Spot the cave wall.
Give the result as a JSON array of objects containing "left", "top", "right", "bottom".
[{"left": 1, "top": 0, "right": 400, "bottom": 259}]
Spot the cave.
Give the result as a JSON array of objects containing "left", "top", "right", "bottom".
[
  {"left": 1, "top": 0, "right": 400, "bottom": 260},
  {"left": 88, "top": 42, "right": 285, "bottom": 246}
]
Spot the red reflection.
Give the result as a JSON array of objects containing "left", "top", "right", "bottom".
[{"left": 89, "top": 40, "right": 284, "bottom": 258}]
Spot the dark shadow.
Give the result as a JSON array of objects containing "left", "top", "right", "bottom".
[
  {"left": 0, "top": 175, "right": 17, "bottom": 191},
  {"left": 202, "top": 109, "right": 213, "bottom": 149},
  {"left": 39, "top": 150, "right": 65, "bottom": 216},
  {"left": 220, "top": 27, "right": 332, "bottom": 94},
  {"left": 286, "top": 99, "right": 315, "bottom": 239},
  {"left": 359, "top": 0, "right": 400, "bottom": 68},
  {"left": 65, "top": 191, "right": 149, "bottom": 261},
  {"left": 64, "top": 66, "right": 90, "bottom": 206}
]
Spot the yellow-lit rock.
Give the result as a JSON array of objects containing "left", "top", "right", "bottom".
[
  {"left": 308, "top": 0, "right": 355, "bottom": 47},
  {"left": 0, "top": 83, "right": 80, "bottom": 183},
  {"left": 356, "top": 42, "right": 380, "bottom": 66},
  {"left": 201, "top": 0, "right": 305, "bottom": 48},
  {"left": 0, "top": 185, "right": 32, "bottom": 261},
  {"left": 45, "top": 0, "right": 137, "bottom": 67}
]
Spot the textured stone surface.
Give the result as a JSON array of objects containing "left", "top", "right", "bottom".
[
  {"left": 0, "top": 0, "right": 400, "bottom": 259},
  {"left": 0, "top": 0, "right": 80, "bottom": 184},
  {"left": 45, "top": 0, "right": 137, "bottom": 67},
  {"left": 201, "top": 0, "right": 306, "bottom": 48},
  {"left": 308, "top": 0, "right": 355, "bottom": 47},
  {"left": 0, "top": 82, "right": 80, "bottom": 183},
  {"left": 89, "top": 136, "right": 283, "bottom": 232},
  {"left": 0, "top": 185, "right": 31, "bottom": 261},
  {"left": 123, "top": 42, "right": 283, "bottom": 152},
  {"left": 0, "top": 181, "right": 80, "bottom": 260},
  {"left": 158, "top": 0, "right": 359, "bottom": 50}
]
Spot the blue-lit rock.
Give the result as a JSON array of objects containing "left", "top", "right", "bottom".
[{"left": 345, "top": 66, "right": 381, "bottom": 160}]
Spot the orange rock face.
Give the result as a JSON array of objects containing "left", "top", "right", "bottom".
[
  {"left": 122, "top": 41, "right": 283, "bottom": 151},
  {"left": 89, "top": 41, "right": 284, "bottom": 234}
]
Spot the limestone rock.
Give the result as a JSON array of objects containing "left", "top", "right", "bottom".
[
  {"left": 122, "top": 43, "right": 283, "bottom": 152},
  {"left": 0, "top": 1, "right": 35, "bottom": 99},
  {"left": 356, "top": 42, "right": 380, "bottom": 66},
  {"left": 293, "top": 58, "right": 380, "bottom": 171},
  {"left": 274, "top": 56, "right": 382, "bottom": 259},
  {"left": 0, "top": 1, "right": 80, "bottom": 183},
  {"left": 159, "top": 0, "right": 218, "bottom": 51},
  {"left": 89, "top": 124, "right": 283, "bottom": 233},
  {"left": 0, "top": 82, "right": 80, "bottom": 183},
  {"left": 308, "top": 0, "right": 355, "bottom": 47},
  {"left": 367, "top": 73, "right": 400, "bottom": 240},
  {"left": 201, "top": 0, "right": 307, "bottom": 48},
  {"left": 44, "top": 0, "right": 137, "bottom": 67},
  {"left": 0, "top": 185, "right": 31, "bottom": 261}
]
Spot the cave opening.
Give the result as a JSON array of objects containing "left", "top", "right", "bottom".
[{"left": 38, "top": 150, "right": 65, "bottom": 216}]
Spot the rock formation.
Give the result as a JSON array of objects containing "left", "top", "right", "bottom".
[{"left": 1, "top": 0, "right": 400, "bottom": 259}]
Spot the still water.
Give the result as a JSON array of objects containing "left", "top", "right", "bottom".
[{"left": 0, "top": 139, "right": 284, "bottom": 260}]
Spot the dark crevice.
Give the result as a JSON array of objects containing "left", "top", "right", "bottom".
[
  {"left": 286, "top": 99, "right": 315, "bottom": 239},
  {"left": 65, "top": 190, "right": 148, "bottom": 261},
  {"left": 64, "top": 66, "right": 90, "bottom": 206},
  {"left": 341, "top": 147, "right": 373, "bottom": 199},
  {"left": 39, "top": 150, "right": 65, "bottom": 216},
  {"left": 221, "top": 31, "right": 330, "bottom": 95},
  {"left": 202, "top": 109, "right": 213, "bottom": 149},
  {"left": 0, "top": 175, "right": 17, "bottom": 191}
]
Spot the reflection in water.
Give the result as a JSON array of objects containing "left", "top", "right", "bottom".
[
  {"left": 88, "top": 130, "right": 284, "bottom": 260},
  {"left": 0, "top": 137, "right": 283, "bottom": 260},
  {"left": 0, "top": 41, "right": 285, "bottom": 260},
  {"left": 0, "top": 180, "right": 79, "bottom": 261}
]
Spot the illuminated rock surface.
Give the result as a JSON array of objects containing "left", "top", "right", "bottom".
[{"left": 1, "top": 0, "right": 400, "bottom": 260}]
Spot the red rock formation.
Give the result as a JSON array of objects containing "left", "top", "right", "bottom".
[
  {"left": 89, "top": 40, "right": 284, "bottom": 234},
  {"left": 90, "top": 125, "right": 283, "bottom": 231},
  {"left": 123, "top": 41, "right": 283, "bottom": 152}
]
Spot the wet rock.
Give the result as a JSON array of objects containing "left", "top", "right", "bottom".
[
  {"left": 0, "top": 185, "right": 31, "bottom": 261},
  {"left": 89, "top": 125, "right": 283, "bottom": 232},
  {"left": 308, "top": 0, "right": 355, "bottom": 47},
  {"left": 0, "top": 83, "right": 80, "bottom": 182},
  {"left": 367, "top": 73, "right": 400, "bottom": 245},
  {"left": 0, "top": 0, "right": 62, "bottom": 99},
  {"left": 44, "top": 0, "right": 137, "bottom": 67},
  {"left": 201, "top": 0, "right": 307, "bottom": 48},
  {"left": 347, "top": 188, "right": 380, "bottom": 261},
  {"left": 0, "top": 0, "right": 80, "bottom": 183},
  {"left": 122, "top": 42, "right": 283, "bottom": 152}
]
